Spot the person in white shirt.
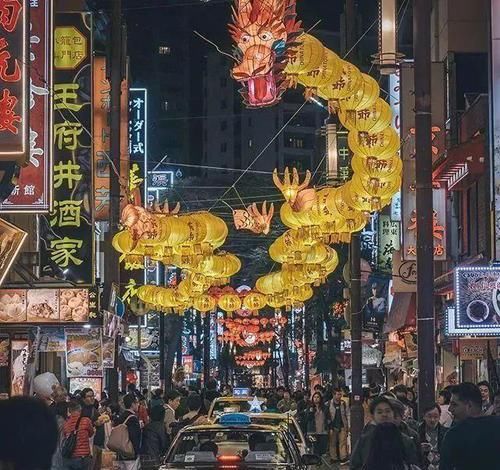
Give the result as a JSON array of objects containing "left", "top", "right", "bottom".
[
  {"left": 437, "top": 389, "right": 453, "bottom": 427},
  {"left": 164, "top": 390, "right": 181, "bottom": 437}
]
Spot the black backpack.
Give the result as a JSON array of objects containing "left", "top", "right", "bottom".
[{"left": 61, "top": 417, "right": 82, "bottom": 459}]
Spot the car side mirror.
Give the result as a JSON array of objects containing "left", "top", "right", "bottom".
[{"left": 302, "top": 454, "right": 321, "bottom": 466}]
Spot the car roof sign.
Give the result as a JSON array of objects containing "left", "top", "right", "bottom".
[{"left": 219, "top": 413, "right": 252, "bottom": 426}]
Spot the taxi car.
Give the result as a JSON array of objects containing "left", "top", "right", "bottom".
[
  {"left": 161, "top": 413, "right": 321, "bottom": 469},
  {"left": 207, "top": 396, "right": 267, "bottom": 420},
  {"left": 213, "top": 412, "right": 309, "bottom": 455}
]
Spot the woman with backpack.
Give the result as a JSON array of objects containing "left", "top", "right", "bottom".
[{"left": 62, "top": 401, "right": 94, "bottom": 470}]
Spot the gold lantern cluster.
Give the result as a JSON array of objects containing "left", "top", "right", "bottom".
[
  {"left": 112, "top": 204, "right": 241, "bottom": 314},
  {"left": 257, "top": 33, "right": 401, "bottom": 309}
]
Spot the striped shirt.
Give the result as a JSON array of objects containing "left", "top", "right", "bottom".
[{"left": 63, "top": 413, "right": 94, "bottom": 458}]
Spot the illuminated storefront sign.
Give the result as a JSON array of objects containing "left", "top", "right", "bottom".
[
  {"left": 129, "top": 88, "right": 147, "bottom": 201},
  {"left": 377, "top": 214, "right": 400, "bottom": 272},
  {"left": 93, "top": 56, "right": 130, "bottom": 221},
  {"left": 0, "top": 0, "right": 28, "bottom": 166},
  {"left": 147, "top": 170, "right": 174, "bottom": 204},
  {"left": 400, "top": 62, "right": 446, "bottom": 261},
  {"left": 0, "top": 0, "right": 52, "bottom": 212},
  {"left": 39, "top": 12, "right": 94, "bottom": 285},
  {"left": 0, "top": 288, "right": 98, "bottom": 323},
  {"left": 446, "top": 267, "right": 500, "bottom": 337}
]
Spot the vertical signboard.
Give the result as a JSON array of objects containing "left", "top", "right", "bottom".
[
  {"left": 92, "top": 58, "right": 129, "bottom": 221},
  {"left": 39, "top": 13, "right": 94, "bottom": 285},
  {"left": 401, "top": 62, "right": 447, "bottom": 261},
  {"left": 378, "top": 214, "right": 400, "bottom": 272},
  {"left": 129, "top": 88, "right": 147, "bottom": 202},
  {"left": 0, "top": 0, "right": 52, "bottom": 212},
  {"left": 491, "top": 0, "right": 500, "bottom": 260},
  {"left": 0, "top": 0, "right": 28, "bottom": 166},
  {"left": 389, "top": 70, "right": 401, "bottom": 221}
]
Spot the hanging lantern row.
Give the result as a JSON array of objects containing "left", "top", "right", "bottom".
[
  {"left": 219, "top": 330, "right": 275, "bottom": 347},
  {"left": 235, "top": 359, "right": 267, "bottom": 368},
  {"left": 238, "top": 350, "right": 271, "bottom": 361}
]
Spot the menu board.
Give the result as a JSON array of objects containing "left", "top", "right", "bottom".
[
  {"left": 66, "top": 328, "right": 103, "bottom": 378},
  {"left": 69, "top": 377, "right": 102, "bottom": 400},
  {"left": 0, "top": 289, "right": 97, "bottom": 323}
]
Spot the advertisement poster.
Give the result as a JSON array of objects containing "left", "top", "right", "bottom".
[
  {"left": 0, "top": 288, "right": 96, "bottom": 323},
  {"left": 39, "top": 12, "right": 94, "bottom": 285},
  {"left": 102, "top": 336, "right": 115, "bottom": 369},
  {"left": 10, "top": 339, "right": 29, "bottom": 396},
  {"left": 0, "top": 337, "right": 9, "bottom": 366},
  {"left": 66, "top": 328, "right": 103, "bottom": 377},
  {"left": 0, "top": 218, "right": 28, "bottom": 285},
  {"left": 69, "top": 377, "right": 102, "bottom": 400},
  {"left": 363, "top": 275, "right": 390, "bottom": 333},
  {"left": 451, "top": 267, "right": 500, "bottom": 336},
  {"left": 39, "top": 329, "right": 66, "bottom": 352}
]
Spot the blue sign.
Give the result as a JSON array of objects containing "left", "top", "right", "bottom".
[
  {"left": 233, "top": 387, "right": 251, "bottom": 397},
  {"left": 219, "top": 413, "right": 252, "bottom": 426}
]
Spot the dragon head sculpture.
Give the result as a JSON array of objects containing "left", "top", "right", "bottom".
[{"left": 229, "top": 0, "right": 302, "bottom": 107}]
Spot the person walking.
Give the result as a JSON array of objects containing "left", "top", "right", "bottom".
[
  {"left": 440, "top": 382, "right": 500, "bottom": 470},
  {"left": 305, "top": 392, "right": 331, "bottom": 458},
  {"left": 164, "top": 390, "right": 181, "bottom": 437},
  {"left": 62, "top": 400, "right": 95, "bottom": 470},
  {"left": 328, "top": 388, "right": 349, "bottom": 464},
  {"left": 277, "top": 389, "right": 296, "bottom": 413},
  {"left": 350, "top": 396, "right": 418, "bottom": 470},
  {"left": 115, "top": 394, "right": 142, "bottom": 470},
  {"left": 362, "top": 422, "right": 421, "bottom": 470},
  {"left": 140, "top": 405, "right": 168, "bottom": 470},
  {"left": 418, "top": 404, "right": 447, "bottom": 470},
  {"left": 437, "top": 390, "right": 453, "bottom": 428},
  {"left": 477, "top": 381, "right": 494, "bottom": 416}
]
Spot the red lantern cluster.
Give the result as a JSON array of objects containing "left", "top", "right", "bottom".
[
  {"left": 235, "top": 350, "right": 271, "bottom": 368},
  {"left": 217, "top": 315, "right": 287, "bottom": 347}
]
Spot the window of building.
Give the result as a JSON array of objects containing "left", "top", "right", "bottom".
[
  {"left": 158, "top": 45, "right": 171, "bottom": 55},
  {"left": 220, "top": 120, "right": 227, "bottom": 131},
  {"left": 221, "top": 142, "right": 228, "bottom": 153}
]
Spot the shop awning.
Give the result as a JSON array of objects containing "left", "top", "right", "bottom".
[
  {"left": 433, "top": 135, "right": 486, "bottom": 191},
  {"left": 384, "top": 293, "right": 416, "bottom": 333}
]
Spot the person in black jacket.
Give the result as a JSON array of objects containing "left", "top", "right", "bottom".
[
  {"left": 418, "top": 403, "right": 447, "bottom": 470},
  {"left": 116, "top": 394, "right": 142, "bottom": 470},
  {"left": 140, "top": 405, "right": 168, "bottom": 470}
]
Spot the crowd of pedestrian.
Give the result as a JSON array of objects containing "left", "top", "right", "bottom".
[{"left": 0, "top": 379, "right": 499, "bottom": 470}]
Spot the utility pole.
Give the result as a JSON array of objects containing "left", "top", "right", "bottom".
[
  {"left": 344, "top": 0, "right": 364, "bottom": 447},
  {"left": 203, "top": 312, "right": 211, "bottom": 386},
  {"left": 104, "top": 0, "right": 123, "bottom": 403},
  {"left": 414, "top": 0, "right": 435, "bottom": 417}
]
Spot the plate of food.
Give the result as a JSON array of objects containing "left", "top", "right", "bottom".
[{"left": 466, "top": 299, "right": 490, "bottom": 323}]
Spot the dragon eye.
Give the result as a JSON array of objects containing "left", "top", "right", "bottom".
[
  {"left": 241, "top": 34, "right": 251, "bottom": 43},
  {"left": 260, "top": 32, "right": 273, "bottom": 41}
]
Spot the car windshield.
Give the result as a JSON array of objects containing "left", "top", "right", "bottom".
[
  {"left": 167, "top": 429, "right": 294, "bottom": 465},
  {"left": 211, "top": 400, "right": 252, "bottom": 415},
  {"left": 249, "top": 417, "right": 301, "bottom": 443}
]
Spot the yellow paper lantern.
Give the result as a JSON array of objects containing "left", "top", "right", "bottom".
[
  {"left": 348, "top": 127, "right": 400, "bottom": 159},
  {"left": 193, "top": 294, "right": 216, "bottom": 313},
  {"left": 351, "top": 154, "right": 402, "bottom": 180},
  {"left": 285, "top": 34, "right": 325, "bottom": 79},
  {"left": 317, "top": 61, "right": 363, "bottom": 104},
  {"left": 242, "top": 292, "right": 267, "bottom": 310},
  {"left": 339, "top": 73, "right": 380, "bottom": 111},
  {"left": 338, "top": 98, "right": 392, "bottom": 134},
  {"left": 218, "top": 293, "right": 242, "bottom": 312},
  {"left": 297, "top": 49, "right": 343, "bottom": 95}
]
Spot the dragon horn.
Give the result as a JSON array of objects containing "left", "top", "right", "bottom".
[
  {"left": 172, "top": 202, "right": 181, "bottom": 214},
  {"left": 273, "top": 168, "right": 284, "bottom": 191},
  {"left": 284, "top": 167, "right": 291, "bottom": 186},
  {"left": 268, "top": 202, "right": 275, "bottom": 220},
  {"left": 292, "top": 167, "right": 299, "bottom": 186},
  {"left": 261, "top": 200, "right": 267, "bottom": 217},
  {"left": 298, "top": 170, "right": 312, "bottom": 191}
]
